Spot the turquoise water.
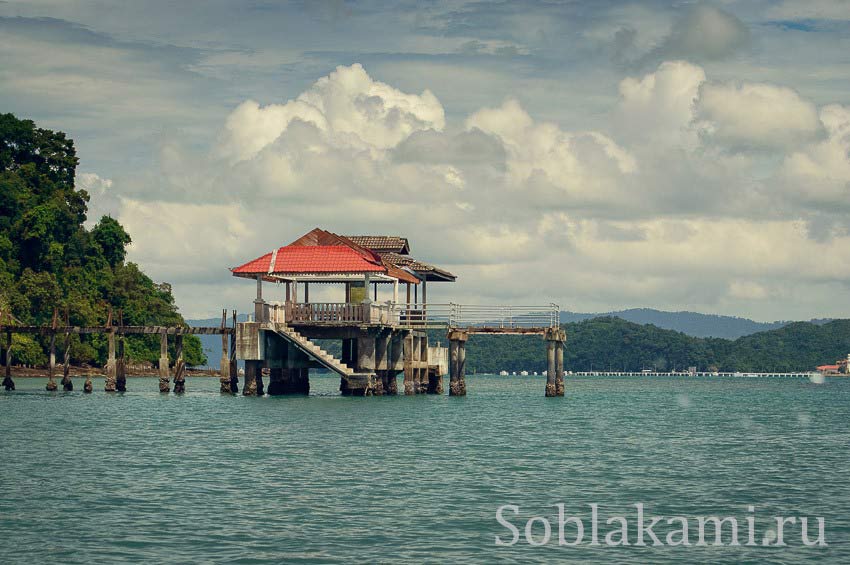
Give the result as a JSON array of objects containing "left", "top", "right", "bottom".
[{"left": 1, "top": 374, "right": 848, "bottom": 563}]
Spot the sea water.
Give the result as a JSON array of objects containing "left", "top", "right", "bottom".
[{"left": 1, "top": 374, "right": 848, "bottom": 563}]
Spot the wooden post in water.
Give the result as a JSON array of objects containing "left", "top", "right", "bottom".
[
  {"left": 173, "top": 334, "right": 185, "bottom": 394},
  {"left": 116, "top": 310, "right": 126, "bottom": 392},
  {"left": 219, "top": 310, "right": 231, "bottom": 393},
  {"left": 104, "top": 308, "right": 117, "bottom": 392},
  {"left": 158, "top": 331, "right": 170, "bottom": 393},
  {"left": 448, "top": 330, "right": 468, "bottom": 396},
  {"left": 229, "top": 310, "right": 238, "bottom": 393},
  {"left": 403, "top": 332, "right": 415, "bottom": 395},
  {"left": 46, "top": 308, "right": 58, "bottom": 391},
  {"left": 83, "top": 375, "right": 93, "bottom": 393},
  {"left": 61, "top": 307, "right": 72, "bottom": 391}
]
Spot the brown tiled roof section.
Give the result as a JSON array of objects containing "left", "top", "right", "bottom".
[
  {"left": 346, "top": 236, "right": 410, "bottom": 255},
  {"left": 380, "top": 252, "right": 456, "bottom": 281}
]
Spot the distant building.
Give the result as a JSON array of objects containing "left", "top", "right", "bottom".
[{"left": 816, "top": 356, "right": 849, "bottom": 375}]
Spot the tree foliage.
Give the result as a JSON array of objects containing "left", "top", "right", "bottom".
[{"left": 0, "top": 113, "right": 205, "bottom": 367}]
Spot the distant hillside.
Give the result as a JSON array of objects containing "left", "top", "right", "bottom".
[
  {"left": 187, "top": 315, "right": 249, "bottom": 369},
  {"left": 466, "top": 317, "right": 850, "bottom": 374},
  {"left": 559, "top": 308, "right": 812, "bottom": 339}
]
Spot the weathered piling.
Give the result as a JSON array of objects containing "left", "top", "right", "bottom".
[
  {"left": 243, "top": 360, "right": 259, "bottom": 396},
  {"left": 544, "top": 327, "right": 565, "bottom": 397},
  {"left": 104, "top": 329, "right": 117, "bottom": 392},
  {"left": 83, "top": 375, "right": 93, "bottom": 393},
  {"left": 158, "top": 331, "right": 170, "bottom": 393},
  {"left": 448, "top": 330, "right": 468, "bottom": 396},
  {"left": 46, "top": 312, "right": 58, "bottom": 391},
  {"left": 555, "top": 330, "right": 566, "bottom": 396},
  {"left": 116, "top": 310, "right": 126, "bottom": 392},
  {"left": 403, "top": 332, "right": 415, "bottom": 395},
  {"left": 61, "top": 309, "right": 72, "bottom": 391},
  {"left": 173, "top": 334, "right": 185, "bottom": 394},
  {"left": 374, "top": 332, "right": 389, "bottom": 396},
  {"left": 3, "top": 327, "right": 14, "bottom": 390},
  {"left": 356, "top": 333, "right": 376, "bottom": 396},
  {"left": 229, "top": 310, "right": 239, "bottom": 393},
  {"left": 219, "top": 310, "right": 231, "bottom": 393}
]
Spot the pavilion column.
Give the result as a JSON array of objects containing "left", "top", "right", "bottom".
[
  {"left": 219, "top": 310, "right": 231, "bottom": 393},
  {"left": 304, "top": 282, "right": 309, "bottom": 304},
  {"left": 449, "top": 330, "right": 468, "bottom": 396},
  {"left": 104, "top": 328, "right": 117, "bottom": 392},
  {"left": 393, "top": 279, "right": 399, "bottom": 304},
  {"left": 254, "top": 275, "right": 265, "bottom": 323},
  {"left": 173, "top": 334, "right": 185, "bottom": 393},
  {"left": 158, "top": 331, "right": 170, "bottom": 392}
]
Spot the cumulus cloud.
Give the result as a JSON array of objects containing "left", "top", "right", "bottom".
[
  {"left": 117, "top": 62, "right": 850, "bottom": 320},
  {"left": 695, "top": 81, "right": 823, "bottom": 149}
]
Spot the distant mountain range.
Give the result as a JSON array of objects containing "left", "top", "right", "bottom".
[{"left": 560, "top": 309, "right": 831, "bottom": 339}]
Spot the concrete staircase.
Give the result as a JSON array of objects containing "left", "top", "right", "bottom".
[{"left": 272, "top": 326, "right": 355, "bottom": 378}]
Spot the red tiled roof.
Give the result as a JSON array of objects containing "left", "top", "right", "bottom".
[
  {"left": 232, "top": 245, "right": 385, "bottom": 276},
  {"left": 817, "top": 365, "right": 840, "bottom": 371}
]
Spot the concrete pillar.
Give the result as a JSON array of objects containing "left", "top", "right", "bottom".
[
  {"left": 374, "top": 333, "right": 389, "bottom": 396},
  {"left": 2, "top": 330, "right": 13, "bottom": 391},
  {"left": 83, "top": 375, "right": 92, "bottom": 393},
  {"left": 448, "top": 330, "right": 468, "bottom": 396},
  {"left": 243, "top": 360, "right": 259, "bottom": 396},
  {"left": 219, "top": 320, "right": 231, "bottom": 394},
  {"left": 158, "top": 331, "right": 170, "bottom": 393},
  {"left": 173, "top": 334, "right": 185, "bottom": 394},
  {"left": 393, "top": 279, "right": 399, "bottom": 303},
  {"left": 46, "top": 330, "right": 58, "bottom": 391},
  {"left": 403, "top": 332, "right": 415, "bottom": 395},
  {"left": 546, "top": 338, "right": 557, "bottom": 397},
  {"left": 255, "top": 364, "right": 265, "bottom": 396},
  {"left": 356, "top": 333, "right": 376, "bottom": 396},
  {"left": 556, "top": 331, "right": 565, "bottom": 397},
  {"left": 229, "top": 311, "right": 239, "bottom": 393},
  {"left": 104, "top": 329, "right": 117, "bottom": 392}
]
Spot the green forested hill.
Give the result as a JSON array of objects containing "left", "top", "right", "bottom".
[
  {"left": 0, "top": 113, "right": 205, "bottom": 367},
  {"left": 461, "top": 317, "right": 850, "bottom": 374}
]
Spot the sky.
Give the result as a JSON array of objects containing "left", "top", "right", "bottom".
[{"left": 2, "top": 0, "right": 849, "bottom": 321}]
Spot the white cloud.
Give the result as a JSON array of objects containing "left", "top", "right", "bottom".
[{"left": 696, "top": 81, "right": 823, "bottom": 149}]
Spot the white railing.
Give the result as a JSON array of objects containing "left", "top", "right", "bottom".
[
  {"left": 389, "top": 303, "right": 560, "bottom": 330},
  {"left": 257, "top": 301, "right": 560, "bottom": 330}
]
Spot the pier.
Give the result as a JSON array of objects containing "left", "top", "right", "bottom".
[{"left": 1, "top": 229, "right": 566, "bottom": 397}]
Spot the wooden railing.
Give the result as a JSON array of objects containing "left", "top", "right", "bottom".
[{"left": 285, "top": 302, "right": 371, "bottom": 324}]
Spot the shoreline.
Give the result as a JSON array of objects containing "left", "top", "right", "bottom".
[{"left": 4, "top": 366, "right": 221, "bottom": 378}]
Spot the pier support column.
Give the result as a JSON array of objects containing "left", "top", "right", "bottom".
[
  {"left": 386, "top": 332, "right": 402, "bottom": 395},
  {"left": 255, "top": 364, "right": 265, "bottom": 396},
  {"left": 219, "top": 311, "right": 231, "bottom": 393},
  {"left": 46, "top": 328, "right": 58, "bottom": 391},
  {"left": 229, "top": 310, "right": 239, "bottom": 393},
  {"left": 448, "top": 330, "right": 468, "bottom": 396},
  {"left": 545, "top": 338, "right": 556, "bottom": 397},
  {"left": 374, "top": 332, "right": 389, "bottom": 396},
  {"left": 355, "top": 333, "right": 376, "bottom": 396},
  {"left": 104, "top": 329, "right": 117, "bottom": 392},
  {"left": 158, "top": 331, "right": 170, "bottom": 393},
  {"left": 2, "top": 330, "right": 13, "bottom": 391},
  {"left": 173, "top": 334, "right": 185, "bottom": 394},
  {"left": 544, "top": 328, "right": 565, "bottom": 397},
  {"left": 61, "top": 319, "right": 72, "bottom": 391},
  {"left": 403, "top": 332, "right": 415, "bottom": 395},
  {"left": 556, "top": 330, "right": 566, "bottom": 396},
  {"left": 243, "top": 360, "right": 259, "bottom": 396},
  {"left": 116, "top": 329, "right": 126, "bottom": 393},
  {"left": 83, "top": 375, "right": 92, "bottom": 393}
]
